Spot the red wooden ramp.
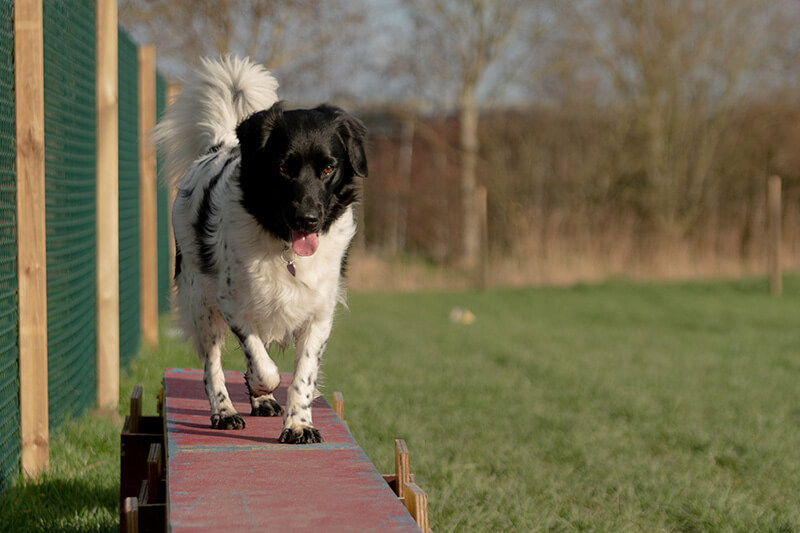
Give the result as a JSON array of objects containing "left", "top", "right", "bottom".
[{"left": 163, "top": 368, "right": 421, "bottom": 531}]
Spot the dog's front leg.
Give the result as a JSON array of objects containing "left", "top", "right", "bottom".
[
  {"left": 203, "top": 340, "right": 246, "bottom": 430},
  {"left": 227, "top": 322, "right": 283, "bottom": 417},
  {"left": 278, "top": 318, "right": 332, "bottom": 444}
]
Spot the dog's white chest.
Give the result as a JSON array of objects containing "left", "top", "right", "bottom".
[{"left": 221, "top": 207, "right": 355, "bottom": 344}]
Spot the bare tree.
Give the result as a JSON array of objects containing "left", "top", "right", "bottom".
[
  {"left": 399, "top": 0, "right": 539, "bottom": 269},
  {"left": 119, "top": 0, "right": 367, "bottom": 99},
  {"left": 561, "top": 0, "right": 793, "bottom": 233}
]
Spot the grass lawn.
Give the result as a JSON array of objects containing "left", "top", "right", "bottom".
[{"left": 1, "top": 275, "right": 799, "bottom": 531}]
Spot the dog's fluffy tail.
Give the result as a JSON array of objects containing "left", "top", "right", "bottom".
[{"left": 154, "top": 55, "right": 279, "bottom": 186}]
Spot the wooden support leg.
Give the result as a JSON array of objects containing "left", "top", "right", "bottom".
[
  {"left": 122, "top": 497, "right": 139, "bottom": 533},
  {"left": 121, "top": 385, "right": 166, "bottom": 522},
  {"left": 157, "top": 382, "right": 164, "bottom": 418},
  {"left": 332, "top": 391, "right": 344, "bottom": 420},
  {"left": 138, "top": 480, "right": 149, "bottom": 505},
  {"left": 394, "top": 439, "right": 410, "bottom": 500},
  {"left": 129, "top": 385, "right": 142, "bottom": 433},
  {"left": 404, "top": 482, "right": 429, "bottom": 532},
  {"left": 332, "top": 391, "right": 348, "bottom": 430},
  {"left": 134, "top": 443, "right": 166, "bottom": 531},
  {"left": 147, "top": 443, "right": 162, "bottom": 502},
  {"left": 382, "top": 439, "right": 429, "bottom": 530}
]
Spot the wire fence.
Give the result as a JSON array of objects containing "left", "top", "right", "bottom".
[
  {"left": 43, "top": 0, "right": 99, "bottom": 431},
  {"left": 0, "top": 2, "right": 171, "bottom": 490},
  {"left": 157, "top": 75, "right": 171, "bottom": 315},
  {"left": 0, "top": 0, "right": 19, "bottom": 494},
  {"left": 119, "top": 28, "right": 141, "bottom": 369}
]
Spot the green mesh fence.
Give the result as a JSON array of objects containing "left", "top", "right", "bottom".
[
  {"left": 43, "top": 0, "right": 97, "bottom": 428},
  {"left": 119, "top": 29, "right": 140, "bottom": 368},
  {"left": 0, "top": 0, "right": 20, "bottom": 491},
  {"left": 156, "top": 75, "right": 171, "bottom": 314},
  {"left": 0, "top": 2, "right": 168, "bottom": 487}
]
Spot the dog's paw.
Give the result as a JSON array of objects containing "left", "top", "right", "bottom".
[
  {"left": 278, "top": 426, "right": 323, "bottom": 444},
  {"left": 210, "top": 413, "right": 246, "bottom": 430},
  {"left": 250, "top": 397, "right": 283, "bottom": 417}
]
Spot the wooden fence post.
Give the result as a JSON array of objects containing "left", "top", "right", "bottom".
[
  {"left": 138, "top": 45, "right": 158, "bottom": 348},
  {"left": 475, "top": 185, "right": 489, "bottom": 290},
  {"left": 767, "top": 175, "right": 782, "bottom": 295},
  {"left": 96, "top": 0, "right": 119, "bottom": 410},
  {"left": 15, "top": 0, "right": 49, "bottom": 477}
]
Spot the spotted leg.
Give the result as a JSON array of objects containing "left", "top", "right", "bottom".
[
  {"left": 198, "top": 324, "right": 246, "bottom": 430},
  {"left": 229, "top": 324, "right": 283, "bottom": 417},
  {"left": 278, "top": 317, "right": 332, "bottom": 444}
]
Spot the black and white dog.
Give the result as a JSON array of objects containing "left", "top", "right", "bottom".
[{"left": 155, "top": 56, "right": 367, "bottom": 444}]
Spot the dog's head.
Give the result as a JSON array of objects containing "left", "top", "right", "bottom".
[{"left": 236, "top": 102, "right": 368, "bottom": 256}]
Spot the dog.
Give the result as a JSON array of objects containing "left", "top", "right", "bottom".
[{"left": 155, "top": 56, "right": 367, "bottom": 444}]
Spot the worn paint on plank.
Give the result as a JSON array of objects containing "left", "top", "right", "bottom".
[{"left": 164, "top": 368, "right": 419, "bottom": 531}]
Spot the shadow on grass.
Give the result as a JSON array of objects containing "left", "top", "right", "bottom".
[{"left": 0, "top": 476, "right": 118, "bottom": 532}]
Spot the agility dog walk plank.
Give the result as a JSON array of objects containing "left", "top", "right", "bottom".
[{"left": 163, "top": 368, "right": 420, "bottom": 531}]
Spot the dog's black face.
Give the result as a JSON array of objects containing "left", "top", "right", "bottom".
[{"left": 236, "top": 102, "right": 367, "bottom": 255}]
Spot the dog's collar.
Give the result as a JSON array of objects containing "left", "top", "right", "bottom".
[{"left": 280, "top": 248, "right": 296, "bottom": 277}]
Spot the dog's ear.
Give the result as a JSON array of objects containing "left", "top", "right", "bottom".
[
  {"left": 316, "top": 104, "right": 369, "bottom": 178},
  {"left": 236, "top": 101, "right": 285, "bottom": 154},
  {"left": 342, "top": 115, "right": 368, "bottom": 178}
]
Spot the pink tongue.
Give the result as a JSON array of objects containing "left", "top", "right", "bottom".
[{"left": 291, "top": 230, "right": 319, "bottom": 256}]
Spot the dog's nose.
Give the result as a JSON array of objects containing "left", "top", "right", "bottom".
[{"left": 294, "top": 210, "right": 320, "bottom": 232}]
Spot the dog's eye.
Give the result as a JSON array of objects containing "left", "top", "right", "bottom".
[
  {"left": 279, "top": 164, "right": 289, "bottom": 173},
  {"left": 322, "top": 165, "right": 335, "bottom": 176}
]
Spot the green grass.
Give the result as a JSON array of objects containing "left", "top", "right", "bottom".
[{"left": 2, "top": 275, "right": 799, "bottom": 531}]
